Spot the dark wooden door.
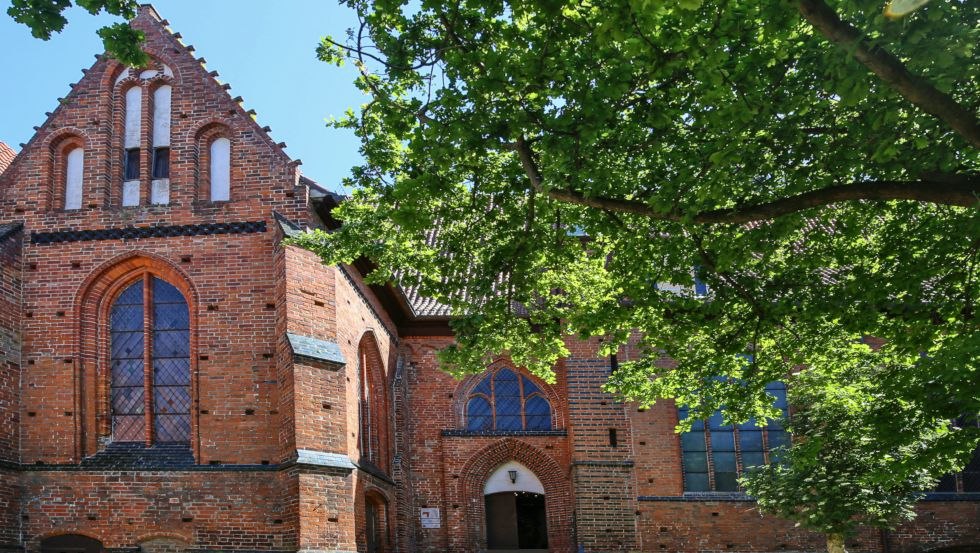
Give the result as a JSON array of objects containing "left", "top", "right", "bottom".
[{"left": 485, "top": 491, "right": 548, "bottom": 550}]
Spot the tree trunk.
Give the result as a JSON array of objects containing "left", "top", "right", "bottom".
[{"left": 827, "top": 533, "right": 847, "bottom": 553}]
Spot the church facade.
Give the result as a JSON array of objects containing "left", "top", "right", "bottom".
[{"left": 0, "top": 6, "right": 976, "bottom": 553}]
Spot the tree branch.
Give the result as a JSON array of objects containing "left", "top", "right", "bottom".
[
  {"left": 512, "top": 137, "right": 979, "bottom": 224},
  {"left": 795, "top": 0, "right": 980, "bottom": 149}
]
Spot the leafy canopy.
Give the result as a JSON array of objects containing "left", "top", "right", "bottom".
[
  {"left": 295, "top": 0, "right": 980, "bottom": 535},
  {"left": 7, "top": 0, "right": 147, "bottom": 65},
  {"left": 7, "top": 0, "right": 979, "bottom": 539}
]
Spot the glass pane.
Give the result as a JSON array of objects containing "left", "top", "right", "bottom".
[
  {"left": 154, "top": 358, "right": 190, "bottom": 385},
  {"left": 155, "top": 414, "right": 190, "bottom": 442},
  {"left": 113, "top": 415, "right": 145, "bottom": 442},
  {"left": 738, "top": 417, "right": 759, "bottom": 431},
  {"left": 740, "top": 430, "right": 764, "bottom": 452},
  {"left": 681, "top": 431, "right": 706, "bottom": 452},
  {"left": 153, "top": 278, "right": 185, "bottom": 304},
  {"left": 963, "top": 472, "right": 980, "bottom": 493},
  {"left": 154, "top": 330, "right": 190, "bottom": 357},
  {"left": 708, "top": 411, "right": 730, "bottom": 430},
  {"left": 683, "top": 451, "right": 708, "bottom": 472},
  {"left": 713, "top": 451, "right": 737, "bottom": 473},
  {"left": 768, "top": 430, "right": 790, "bottom": 449},
  {"left": 154, "top": 386, "right": 191, "bottom": 414},
  {"left": 111, "top": 330, "right": 144, "bottom": 358},
  {"left": 494, "top": 395, "right": 521, "bottom": 420},
  {"left": 684, "top": 472, "right": 710, "bottom": 492},
  {"left": 112, "top": 358, "right": 144, "bottom": 386},
  {"left": 111, "top": 280, "right": 145, "bottom": 442},
  {"left": 152, "top": 148, "right": 170, "bottom": 179},
  {"left": 472, "top": 374, "right": 492, "bottom": 396},
  {"left": 524, "top": 396, "right": 551, "bottom": 430},
  {"left": 124, "top": 149, "right": 140, "bottom": 180},
  {"left": 494, "top": 369, "right": 520, "bottom": 398},
  {"left": 714, "top": 471, "right": 739, "bottom": 491},
  {"left": 111, "top": 386, "right": 144, "bottom": 414},
  {"left": 154, "top": 303, "right": 189, "bottom": 330},
  {"left": 934, "top": 474, "right": 958, "bottom": 492},
  {"left": 742, "top": 452, "right": 766, "bottom": 469},
  {"left": 521, "top": 376, "right": 541, "bottom": 396},
  {"left": 466, "top": 397, "right": 492, "bottom": 431},
  {"left": 711, "top": 431, "right": 736, "bottom": 452}
]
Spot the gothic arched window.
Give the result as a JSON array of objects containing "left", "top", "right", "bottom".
[
  {"left": 110, "top": 276, "right": 191, "bottom": 443},
  {"left": 466, "top": 368, "right": 552, "bottom": 432}
]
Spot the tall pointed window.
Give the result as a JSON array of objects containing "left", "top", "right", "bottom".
[
  {"left": 110, "top": 276, "right": 191, "bottom": 444},
  {"left": 679, "top": 382, "right": 789, "bottom": 492},
  {"left": 209, "top": 137, "right": 231, "bottom": 201},
  {"left": 465, "top": 368, "right": 552, "bottom": 432},
  {"left": 151, "top": 85, "right": 171, "bottom": 204},
  {"left": 122, "top": 86, "right": 142, "bottom": 206},
  {"left": 64, "top": 146, "right": 84, "bottom": 210}
]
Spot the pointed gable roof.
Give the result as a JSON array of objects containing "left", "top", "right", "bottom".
[{"left": 124, "top": 4, "right": 292, "bottom": 164}]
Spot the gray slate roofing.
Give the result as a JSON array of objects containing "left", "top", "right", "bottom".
[
  {"left": 287, "top": 332, "right": 346, "bottom": 365},
  {"left": 0, "top": 222, "right": 23, "bottom": 242},
  {"left": 294, "top": 449, "right": 355, "bottom": 470}
]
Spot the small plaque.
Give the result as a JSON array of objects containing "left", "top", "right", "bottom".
[{"left": 420, "top": 507, "right": 441, "bottom": 529}]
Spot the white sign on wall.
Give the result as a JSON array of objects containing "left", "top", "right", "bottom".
[{"left": 420, "top": 507, "right": 441, "bottom": 529}]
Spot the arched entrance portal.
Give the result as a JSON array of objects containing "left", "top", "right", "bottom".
[
  {"left": 40, "top": 535, "right": 103, "bottom": 553},
  {"left": 484, "top": 461, "right": 548, "bottom": 551}
]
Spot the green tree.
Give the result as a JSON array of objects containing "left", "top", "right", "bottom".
[
  {"left": 6, "top": 0, "right": 147, "bottom": 65},
  {"left": 297, "top": 0, "right": 980, "bottom": 547},
  {"left": 740, "top": 355, "right": 977, "bottom": 553},
  {"left": 9, "top": 0, "right": 979, "bottom": 549}
]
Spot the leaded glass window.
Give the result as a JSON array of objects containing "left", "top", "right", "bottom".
[
  {"left": 465, "top": 368, "right": 552, "bottom": 431},
  {"left": 678, "top": 382, "right": 788, "bottom": 492},
  {"left": 109, "top": 276, "right": 190, "bottom": 444}
]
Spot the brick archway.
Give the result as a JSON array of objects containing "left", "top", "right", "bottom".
[
  {"left": 459, "top": 438, "right": 573, "bottom": 552},
  {"left": 74, "top": 252, "right": 198, "bottom": 459}
]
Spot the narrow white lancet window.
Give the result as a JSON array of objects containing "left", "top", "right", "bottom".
[
  {"left": 151, "top": 85, "right": 172, "bottom": 204},
  {"left": 64, "top": 147, "right": 84, "bottom": 210},
  {"left": 123, "top": 86, "right": 142, "bottom": 206},
  {"left": 209, "top": 137, "right": 231, "bottom": 202}
]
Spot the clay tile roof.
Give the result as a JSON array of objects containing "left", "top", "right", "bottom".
[{"left": 0, "top": 142, "right": 16, "bottom": 176}]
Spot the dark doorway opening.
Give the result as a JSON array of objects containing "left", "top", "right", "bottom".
[
  {"left": 40, "top": 535, "right": 103, "bottom": 553},
  {"left": 365, "top": 493, "right": 388, "bottom": 553},
  {"left": 485, "top": 491, "right": 548, "bottom": 550}
]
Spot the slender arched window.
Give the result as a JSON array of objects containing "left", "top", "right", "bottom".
[
  {"left": 110, "top": 276, "right": 190, "bottom": 443},
  {"left": 465, "top": 368, "right": 552, "bottom": 431},
  {"left": 150, "top": 85, "right": 171, "bottom": 204},
  {"left": 64, "top": 146, "right": 84, "bottom": 210},
  {"left": 209, "top": 137, "right": 231, "bottom": 201},
  {"left": 358, "top": 335, "right": 390, "bottom": 472},
  {"left": 122, "top": 86, "right": 142, "bottom": 206}
]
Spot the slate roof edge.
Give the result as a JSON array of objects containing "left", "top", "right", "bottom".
[
  {"left": 273, "top": 211, "right": 305, "bottom": 239},
  {"left": 293, "top": 448, "right": 356, "bottom": 471},
  {"left": 0, "top": 222, "right": 23, "bottom": 243},
  {"left": 286, "top": 332, "right": 346, "bottom": 366}
]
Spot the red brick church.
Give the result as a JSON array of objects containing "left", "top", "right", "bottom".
[{"left": 0, "top": 6, "right": 976, "bottom": 553}]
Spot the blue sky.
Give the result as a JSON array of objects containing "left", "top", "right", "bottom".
[{"left": 0, "top": 1, "right": 367, "bottom": 192}]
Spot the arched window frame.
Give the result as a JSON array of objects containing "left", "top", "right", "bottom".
[
  {"left": 112, "top": 60, "right": 175, "bottom": 207},
  {"left": 48, "top": 132, "right": 87, "bottom": 211},
  {"left": 357, "top": 333, "right": 391, "bottom": 473},
  {"left": 678, "top": 381, "right": 789, "bottom": 492},
  {"left": 463, "top": 366, "right": 554, "bottom": 432},
  {"left": 193, "top": 122, "right": 234, "bottom": 203},
  {"left": 105, "top": 272, "right": 192, "bottom": 446}
]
